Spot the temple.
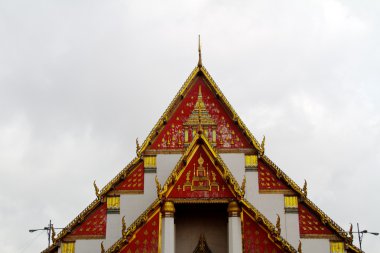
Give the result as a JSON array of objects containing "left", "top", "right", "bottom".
[{"left": 43, "top": 43, "right": 362, "bottom": 253}]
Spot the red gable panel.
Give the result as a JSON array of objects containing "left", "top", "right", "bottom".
[
  {"left": 243, "top": 210, "right": 283, "bottom": 253},
  {"left": 167, "top": 147, "right": 234, "bottom": 199},
  {"left": 120, "top": 210, "right": 160, "bottom": 253},
  {"left": 258, "top": 160, "right": 290, "bottom": 192},
  {"left": 150, "top": 78, "right": 250, "bottom": 150},
  {"left": 69, "top": 203, "right": 107, "bottom": 239},
  {"left": 114, "top": 163, "right": 144, "bottom": 192},
  {"left": 299, "top": 203, "right": 334, "bottom": 237}
]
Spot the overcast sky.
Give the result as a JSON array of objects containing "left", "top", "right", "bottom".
[{"left": 1, "top": 0, "right": 379, "bottom": 252}]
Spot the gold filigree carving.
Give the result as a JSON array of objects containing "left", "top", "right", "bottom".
[
  {"left": 136, "top": 138, "right": 141, "bottom": 157},
  {"left": 302, "top": 180, "right": 308, "bottom": 197},
  {"left": 51, "top": 225, "right": 56, "bottom": 244},
  {"left": 349, "top": 223, "right": 354, "bottom": 243},
  {"left": 93, "top": 180, "right": 100, "bottom": 199},
  {"left": 260, "top": 135, "right": 266, "bottom": 156},
  {"left": 241, "top": 175, "right": 246, "bottom": 196},
  {"left": 155, "top": 176, "right": 161, "bottom": 198},
  {"left": 298, "top": 240, "right": 302, "bottom": 253},
  {"left": 122, "top": 216, "right": 126, "bottom": 235},
  {"left": 276, "top": 214, "right": 281, "bottom": 235},
  {"left": 193, "top": 234, "right": 212, "bottom": 253},
  {"left": 101, "top": 241, "right": 105, "bottom": 253}
]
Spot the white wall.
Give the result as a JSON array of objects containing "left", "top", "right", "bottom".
[
  {"left": 104, "top": 213, "right": 121, "bottom": 248},
  {"left": 301, "top": 238, "right": 330, "bottom": 253},
  {"left": 284, "top": 212, "right": 301, "bottom": 248},
  {"left": 220, "top": 153, "right": 245, "bottom": 185},
  {"left": 120, "top": 172, "right": 156, "bottom": 228},
  {"left": 75, "top": 239, "right": 103, "bottom": 253},
  {"left": 156, "top": 154, "right": 181, "bottom": 184}
]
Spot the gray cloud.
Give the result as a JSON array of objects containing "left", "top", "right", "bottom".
[{"left": 1, "top": 0, "right": 379, "bottom": 252}]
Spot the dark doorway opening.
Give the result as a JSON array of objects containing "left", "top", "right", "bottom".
[{"left": 175, "top": 203, "right": 228, "bottom": 253}]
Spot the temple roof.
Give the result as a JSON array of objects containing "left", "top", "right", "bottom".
[
  {"left": 105, "top": 133, "right": 297, "bottom": 253},
  {"left": 42, "top": 61, "right": 361, "bottom": 253}
]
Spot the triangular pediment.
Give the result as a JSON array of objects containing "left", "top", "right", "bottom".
[
  {"left": 159, "top": 133, "right": 244, "bottom": 202},
  {"left": 141, "top": 66, "right": 260, "bottom": 154}
]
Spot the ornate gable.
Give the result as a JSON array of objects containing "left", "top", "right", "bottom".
[
  {"left": 159, "top": 133, "right": 244, "bottom": 202},
  {"left": 149, "top": 77, "right": 251, "bottom": 151},
  {"left": 166, "top": 144, "right": 235, "bottom": 200}
]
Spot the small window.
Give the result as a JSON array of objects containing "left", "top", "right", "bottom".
[
  {"left": 245, "top": 155, "right": 258, "bottom": 168},
  {"left": 330, "top": 241, "right": 345, "bottom": 253},
  {"left": 107, "top": 196, "right": 120, "bottom": 213},
  {"left": 61, "top": 242, "right": 75, "bottom": 253}
]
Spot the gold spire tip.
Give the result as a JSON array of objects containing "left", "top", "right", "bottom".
[{"left": 198, "top": 35, "right": 202, "bottom": 67}]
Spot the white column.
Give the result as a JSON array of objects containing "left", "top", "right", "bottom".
[
  {"left": 227, "top": 201, "right": 243, "bottom": 253},
  {"left": 161, "top": 201, "right": 175, "bottom": 253}
]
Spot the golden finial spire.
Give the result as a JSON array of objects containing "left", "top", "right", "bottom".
[
  {"left": 136, "top": 138, "right": 141, "bottom": 156},
  {"left": 93, "top": 180, "right": 100, "bottom": 199},
  {"left": 198, "top": 35, "right": 202, "bottom": 67},
  {"left": 122, "top": 216, "right": 126, "bottom": 235},
  {"left": 241, "top": 175, "right": 246, "bottom": 196},
  {"left": 276, "top": 214, "right": 281, "bottom": 235},
  {"left": 298, "top": 240, "right": 302, "bottom": 253},
  {"left": 302, "top": 179, "right": 308, "bottom": 197},
  {"left": 51, "top": 225, "right": 56, "bottom": 243},
  {"left": 155, "top": 176, "right": 161, "bottom": 198},
  {"left": 101, "top": 241, "right": 105, "bottom": 253},
  {"left": 260, "top": 135, "right": 266, "bottom": 156},
  {"left": 349, "top": 223, "right": 354, "bottom": 242}
]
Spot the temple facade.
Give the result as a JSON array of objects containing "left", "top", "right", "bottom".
[{"left": 43, "top": 48, "right": 362, "bottom": 253}]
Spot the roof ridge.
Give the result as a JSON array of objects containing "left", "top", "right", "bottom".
[
  {"left": 42, "top": 157, "right": 142, "bottom": 252},
  {"left": 138, "top": 66, "right": 199, "bottom": 154},
  {"left": 261, "top": 154, "right": 361, "bottom": 252}
]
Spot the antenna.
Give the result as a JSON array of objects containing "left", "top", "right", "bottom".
[{"left": 29, "top": 220, "right": 63, "bottom": 247}]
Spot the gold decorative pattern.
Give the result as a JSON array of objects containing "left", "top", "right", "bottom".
[
  {"left": 121, "top": 216, "right": 126, "bottom": 235},
  {"left": 284, "top": 196, "right": 298, "bottom": 209},
  {"left": 227, "top": 201, "right": 242, "bottom": 217},
  {"left": 302, "top": 180, "right": 308, "bottom": 197},
  {"left": 276, "top": 214, "right": 281, "bottom": 235},
  {"left": 101, "top": 241, "right": 105, "bottom": 253},
  {"left": 143, "top": 156, "right": 156, "bottom": 169},
  {"left": 136, "top": 138, "right": 141, "bottom": 156},
  {"left": 260, "top": 135, "right": 265, "bottom": 156},
  {"left": 245, "top": 155, "right": 258, "bottom": 168},
  {"left": 330, "top": 242, "right": 345, "bottom": 253},
  {"left": 193, "top": 234, "right": 212, "bottom": 253},
  {"left": 298, "top": 240, "right": 302, "bottom": 253},
  {"left": 158, "top": 133, "right": 244, "bottom": 200},
  {"left": 107, "top": 196, "right": 120, "bottom": 210},
  {"left": 61, "top": 242, "right": 75, "bottom": 253},
  {"left": 241, "top": 175, "right": 246, "bottom": 196},
  {"left": 93, "top": 180, "right": 100, "bottom": 199}
]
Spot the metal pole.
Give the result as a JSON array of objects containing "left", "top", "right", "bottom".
[
  {"left": 48, "top": 220, "right": 51, "bottom": 247},
  {"left": 357, "top": 223, "right": 362, "bottom": 251}
]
